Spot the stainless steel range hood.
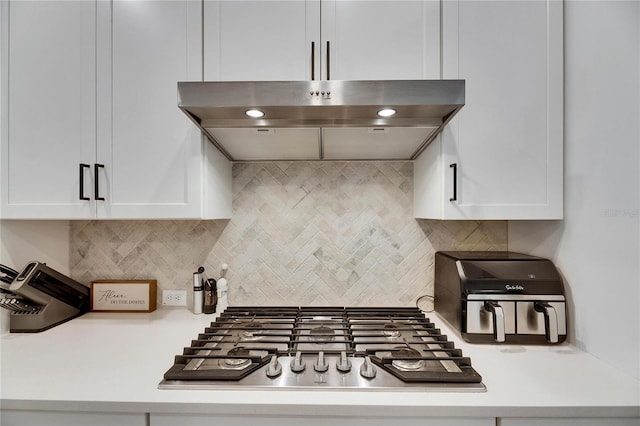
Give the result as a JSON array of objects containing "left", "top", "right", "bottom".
[{"left": 178, "top": 80, "right": 464, "bottom": 161}]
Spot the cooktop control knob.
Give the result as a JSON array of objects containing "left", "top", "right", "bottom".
[
  {"left": 313, "top": 351, "right": 329, "bottom": 373},
  {"left": 265, "top": 355, "right": 282, "bottom": 378},
  {"left": 336, "top": 351, "right": 352, "bottom": 373},
  {"left": 359, "top": 356, "right": 376, "bottom": 379},
  {"left": 290, "top": 351, "right": 306, "bottom": 373}
]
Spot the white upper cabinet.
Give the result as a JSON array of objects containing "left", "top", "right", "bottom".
[
  {"left": 1, "top": 0, "right": 97, "bottom": 219},
  {"left": 323, "top": 0, "right": 440, "bottom": 80},
  {"left": 204, "top": 0, "right": 319, "bottom": 81},
  {"left": 204, "top": 0, "right": 440, "bottom": 81},
  {"left": 1, "top": 0, "right": 232, "bottom": 220},
  {"left": 414, "top": 0, "right": 563, "bottom": 220},
  {"left": 97, "top": 0, "right": 218, "bottom": 219}
]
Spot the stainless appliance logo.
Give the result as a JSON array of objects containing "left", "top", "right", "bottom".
[{"left": 505, "top": 284, "right": 524, "bottom": 292}]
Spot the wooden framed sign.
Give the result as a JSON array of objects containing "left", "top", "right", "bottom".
[{"left": 90, "top": 280, "right": 157, "bottom": 313}]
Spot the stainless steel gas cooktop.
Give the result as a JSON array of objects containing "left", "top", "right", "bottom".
[{"left": 159, "top": 307, "right": 485, "bottom": 392}]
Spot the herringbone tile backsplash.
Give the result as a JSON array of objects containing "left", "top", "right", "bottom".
[{"left": 70, "top": 161, "right": 506, "bottom": 307}]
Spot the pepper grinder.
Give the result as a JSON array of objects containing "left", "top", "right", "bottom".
[{"left": 203, "top": 277, "right": 217, "bottom": 314}]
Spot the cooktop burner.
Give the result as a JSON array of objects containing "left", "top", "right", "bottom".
[
  {"left": 389, "top": 347, "right": 424, "bottom": 371},
  {"left": 159, "top": 306, "right": 485, "bottom": 392}
]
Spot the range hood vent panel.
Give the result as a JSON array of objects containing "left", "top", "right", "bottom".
[
  {"left": 209, "top": 128, "right": 320, "bottom": 161},
  {"left": 179, "top": 80, "right": 465, "bottom": 161},
  {"left": 323, "top": 127, "right": 438, "bottom": 160}
]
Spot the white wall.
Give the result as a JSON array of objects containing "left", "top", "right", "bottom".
[
  {"left": 0, "top": 220, "right": 71, "bottom": 274},
  {"left": 0, "top": 220, "right": 71, "bottom": 333},
  {"left": 509, "top": 0, "right": 640, "bottom": 380}
]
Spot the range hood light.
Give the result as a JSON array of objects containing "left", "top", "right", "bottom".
[
  {"left": 245, "top": 109, "right": 265, "bottom": 118},
  {"left": 377, "top": 108, "right": 397, "bottom": 117}
]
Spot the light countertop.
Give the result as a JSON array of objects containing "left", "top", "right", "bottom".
[{"left": 1, "top": 308, "right": 639, "bottom": 419}]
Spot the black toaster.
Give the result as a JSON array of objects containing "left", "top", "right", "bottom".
[{"left": 435, "top": 251, "right": 567, "bottom": 344}]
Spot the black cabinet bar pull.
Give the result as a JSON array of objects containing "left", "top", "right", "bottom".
[
  {"left": 326, "top": 41, "right": 330, "bottom": 80},
  {"left": 94, "top": 163, "right": 105, "bottom": 201},
  {"left": 79, "top": 163, "right": 90, "bottom": 201},
  {"left": 311, "top": 41, "right": 315, "bottom": 81},
  {"left": 449, "top": 163, "right": 457, "bottom": 202}
]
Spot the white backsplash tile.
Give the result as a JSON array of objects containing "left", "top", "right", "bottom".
[{"left": 70, "top": 161, "right": 507, "bottom": 307}]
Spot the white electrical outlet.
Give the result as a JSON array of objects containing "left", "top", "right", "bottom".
[{"left": 162, "top": 290, "right": 187, "bottom": 306}]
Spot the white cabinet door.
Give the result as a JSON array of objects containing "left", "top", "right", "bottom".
[
  {"left": 415, "top": 0, "right": 563, "bottom": 220},
  {"left": 1, "top": 0, "right": 97, "bottom": 219},
  {"left": 498, "top": 418, "right": 640, "bottom": 426},
  {"left": 204, "top": 0, "right": 439, "bottom": 82},
  {"left": 322, "top": 0, "right": 441, "bottom": 80},
  {"left": 151, "top": 414, "right": 495, "bottom": 426},
  {"left": 204, "top": 0, "right": 320, "bottom": 81},
  {"left": 1, "top": 410, "right": 147, "bottom": 426},
  {"left": 96, "top": 0, "right": 207, "bottom": 219}
]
